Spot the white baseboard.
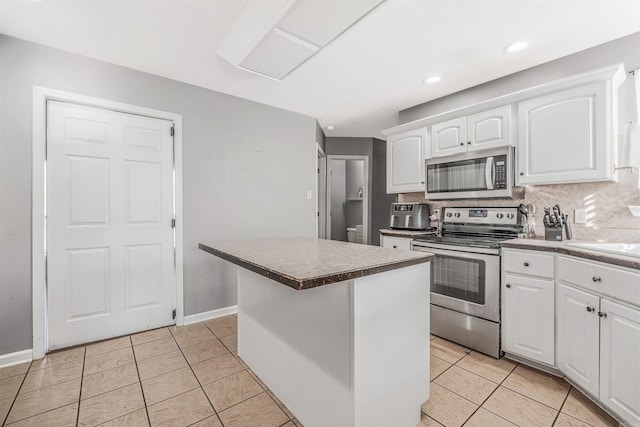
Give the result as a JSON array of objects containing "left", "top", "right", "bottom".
[
  {"left": 0, "top": 349, "right": 33, "bottom": 368},
  {"left": 183, "top": 305, "right": 238, "bottom": 325}
]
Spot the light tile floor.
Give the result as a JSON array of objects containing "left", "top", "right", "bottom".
[{"left": 0, "top": 316, "right": 621, "bottom": 427}]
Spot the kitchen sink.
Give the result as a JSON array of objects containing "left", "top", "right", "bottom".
[{"left": 567, "top": 242, "right": 640, "bottom": 258}]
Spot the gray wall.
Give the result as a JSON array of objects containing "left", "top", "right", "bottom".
[
  {"left": 400, "top": 32, "right": 640, "bottom": 124},
  {"left": 371, "top": 138, "right": 396, "bottom": 245},
  {"left": 0, "top": 35, "right": 317, "bottom": 356}
]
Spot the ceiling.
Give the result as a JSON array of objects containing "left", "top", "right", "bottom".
[{"left": 2, "top": 0, "right": 640, "bottom": 138}]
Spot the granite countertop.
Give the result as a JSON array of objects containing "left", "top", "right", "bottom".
[
  {"left": 199, "top": 238, "right": 434, "bottom": 291},
  {"left": 501, "top": 239, "right": 640, "bottom": 271},
  {"left": 379, "top": 228, "right": 435, "bottom": 237}
]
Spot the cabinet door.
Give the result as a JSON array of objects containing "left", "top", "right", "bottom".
[
  {"left": 517, "top": 81, "right": 611, "bottom": 185},
  {"left": 556, "top": 284, "right": 600, "bottom": 396},
  {"left": 468, "top": 105, "right": 512, "bottom": 151},
  {"left": 502, "top": 274, "right": 555, "bottom": 365},
  {"left": 386, "top": 128, "right": 427, "bottom": 193},
  {"left": 431, "top": 117, "right": 467, "bottom": 157},
  {"left": 380, "top": 235, "right": 412, "bottom": 250},
  {"left": 600, "top": 299, "right": 640, "bottom": 425}
]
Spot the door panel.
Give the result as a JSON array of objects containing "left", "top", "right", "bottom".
[
  {"left": 502, "top": 274, "right": 554, "bottom": 365},
  {"left": 67, "top": 247, "right": 110, "bottom": 319},
  {"left": 556, "top": 284, "right": 600, "bottom": 396},
  {"left": 47, "top": 100, "right": 175, "bottom": 350},
  {"left": 68, "top": 156, "right": 110, "bottom": 225},
  {"left": 600, "top": 299, "right": 640, "bottom": 424}
]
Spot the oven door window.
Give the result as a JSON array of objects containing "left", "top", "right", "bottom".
[{"left": 431, "top": 253, "right": 485, "bottom": 304}]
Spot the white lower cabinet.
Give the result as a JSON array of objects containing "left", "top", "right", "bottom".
[
  {"left": 556, "top": 284, "right": 600, "bottom": 396},
  {"left": 599, "top": 299, "right": 640, "bottom": 425},
  {"left": 502, "top": 273, "right": 555, "bottom": 365},
  {"left": 380, "top": 235, "right": 412, "bottom": 251}
]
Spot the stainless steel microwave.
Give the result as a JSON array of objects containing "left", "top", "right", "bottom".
[{"left": 425, "top": 146, "right": 516, "bottom": 200}]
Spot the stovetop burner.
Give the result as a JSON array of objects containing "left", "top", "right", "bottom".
[{"left": 412, "top": 206, "right": 525, "bottom": 249}]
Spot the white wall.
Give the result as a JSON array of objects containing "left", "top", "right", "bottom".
[{"left": 0, "top": 35, "right": 317, "bottom": 356}]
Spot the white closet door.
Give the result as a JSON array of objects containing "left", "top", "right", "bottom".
[{"left": 47, "top": 101, "right": 175, "bottom": 350}]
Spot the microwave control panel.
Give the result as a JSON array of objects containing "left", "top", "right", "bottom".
[{"left": 494, "top": 155, "right": 507, "bottom": 189}]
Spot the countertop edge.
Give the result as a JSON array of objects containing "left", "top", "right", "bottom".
[
  {"left": 198, "top": 243, "right": 434, "bottom": 290},
  {"left": 501, "top": 240, "right": 640, "bottom": 271}
]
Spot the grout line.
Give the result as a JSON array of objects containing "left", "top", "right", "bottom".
[
  {"left": 451, "top": 355, "right": 519, "bottom": 426},
  {"left": 551, "top": 387, "right": 574, "bottom": 427},
  {"left": 131, "top": 335, "right": 153, "bottom": 426},
  {"left": 1, "top": 360, "right": 32, "bottom": 426},
  {"left": 75, "top": 347, "right": 86, "bottom": 427},
  {"left": 173, "top": 324, "right": 222, "bottom": 421}
]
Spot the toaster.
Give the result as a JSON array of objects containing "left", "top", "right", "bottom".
[{"left": 390, "top": 203, "right": 429, "bottom": 230}]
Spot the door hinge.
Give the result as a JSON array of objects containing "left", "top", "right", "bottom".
[
  {"left": 172, "top": 309, "right": 176, "bottom": 320},
  {"left": 170, "top": 126, "right": 175, "bottom": 137},
  {"left": 171, "top": 218, "right": 176, "bottom": 228}
]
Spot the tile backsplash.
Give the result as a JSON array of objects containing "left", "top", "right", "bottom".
[{"left": 399, "top": 169, "right": 640, "bottom": 243}]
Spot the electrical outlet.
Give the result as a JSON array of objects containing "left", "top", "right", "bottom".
[
  {"left": 430, "top": 209, "right": 440, "bottom": 221},
  {"left": 574, "top": 208, "right": 587, "bottom": 224}
]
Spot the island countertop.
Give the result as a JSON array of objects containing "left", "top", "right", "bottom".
[{"left": 199, "top": 238, "right": 433, "bottom": 290}]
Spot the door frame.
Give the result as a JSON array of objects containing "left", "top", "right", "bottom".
[
  {"left": 325, "top": 155, "right": 369, "bottom": 244},
  {"left": 316, "top": 143, "right": 327, "bottom": 239},
  {"left": 32, "top": 86, "right": 184, "bottom": 359}
]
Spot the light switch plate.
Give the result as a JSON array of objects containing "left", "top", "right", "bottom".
[{"left": 574, "top": 208, "right": 587, "bottom": 224}]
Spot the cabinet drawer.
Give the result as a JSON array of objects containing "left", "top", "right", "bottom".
[
  {"left": 503, "top": 250, "right": 555, "bottom": 279},
  {"left": 557, "top": 256, "right": 640, "bottom": 305},
  {"left": 380, "top": 236, "right": 412, "bottom": 251}
]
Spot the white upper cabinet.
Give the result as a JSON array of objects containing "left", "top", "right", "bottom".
[
  {"left": 431, "top": 106, "right": 512, "bottom": 157},
  {"left": 517, "top": 77, "right": 619, "bottom": 185},
  {"left": 431, "top": 117, "right": 467, "bottom": 157},
  {"left": 386, "top": 127, "right": 427, "bottom": 193}
]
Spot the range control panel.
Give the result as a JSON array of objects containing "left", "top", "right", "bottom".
[{"left": 442, "top": 207, "right": 520, "bottom": 225}]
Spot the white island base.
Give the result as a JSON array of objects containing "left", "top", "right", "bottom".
[{"left": 237, "top": 263, "right": 430, "bottom": 427}]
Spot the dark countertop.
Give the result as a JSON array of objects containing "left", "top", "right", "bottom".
[
  {"left": 199, "top": 238, "right": 434, "bottom": 291},
  {"left": 501, "top": 239, "right": 640, "bottom": 271}
]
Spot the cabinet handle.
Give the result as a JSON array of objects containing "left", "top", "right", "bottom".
[
  {"left": 592, "top": 276, "right": 602, "bottom": 283},
  {"left": 598, "top": 311, "right": 607, "bottom": 318},
  {"left": 421, "top": 181, "right": 425, "bottom": 184},
  {"left": 523, "top": 262, "right": 529, "bottom": 267},
  {"left": 467, "top": 141, "right": 471, "bottom": 145},
  {"left": 393, "top": 245, "right": 397, "bottom": 249},
  {"left": 520, "top": 172, "right": 524, "bottom": 176},
  {"left": 505, "top": 284, "right": 511, "bottom": 288},
  {"left": 459, "top": 142, "right": 464, "bottom": 146},
  {"left": 586, "top": 306, "right": 594, "bottom": 312}
]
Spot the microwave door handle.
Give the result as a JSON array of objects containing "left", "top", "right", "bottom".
[{"left": 485, "top": 157, "right": 494, "bottom": 190}]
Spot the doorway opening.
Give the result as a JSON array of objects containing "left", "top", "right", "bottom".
[{"left": 326, "top": 155, "right": 369, "bottom": 244}]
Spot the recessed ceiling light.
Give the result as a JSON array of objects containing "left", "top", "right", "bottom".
[
  {"left": 423, "top": 75, "right": 442, "bottom": 85},
  {"left": 326, "top": 125, "right": 335, "bottom": 131},
  {"left": 504, "top": 40, "right": 532, "bottom": 53}
]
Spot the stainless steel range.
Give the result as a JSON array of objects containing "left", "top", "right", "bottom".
[{"left": 411, "top": 206, "right": 524, "bottom": 358}]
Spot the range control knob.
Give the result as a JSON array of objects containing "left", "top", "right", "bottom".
[
  {"left": 454, "top": 212, "right": 461, "bottom": 218},
  {"left": 496, "top": 213, "right": 504, "bottom": 219},
  {"left": 506, "top": 213, "right": 515, "bottom": 219},
  {"left": 446, "top": 212, "right": 453, "bottom": 218}
]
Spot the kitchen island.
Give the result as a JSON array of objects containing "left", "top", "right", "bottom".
[{"left": 199, "top": 238, "right": 433, "bottom": 427}]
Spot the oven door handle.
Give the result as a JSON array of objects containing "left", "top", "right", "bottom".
[{"left": 485, "top": 156, "right": 494, "bottom": 190}]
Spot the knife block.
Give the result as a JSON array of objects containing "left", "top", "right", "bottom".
[{"left": 544, "top": 225, "right": 564, "bottom": 241}]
